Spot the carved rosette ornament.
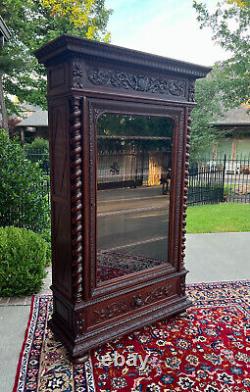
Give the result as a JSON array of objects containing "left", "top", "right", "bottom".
[
  {"left": 180, "top": 111, "right": 191, "bottom": 270},
  {"left": 70, "top": 97, "right": 84, "bottom": 303},
  {"left": 72, "top": 61, "right": 84, "bottom": 89}
]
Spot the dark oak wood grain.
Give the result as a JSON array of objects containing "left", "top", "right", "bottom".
[{"left": 35, "top": 35, "right": 210, "bottom": 362}]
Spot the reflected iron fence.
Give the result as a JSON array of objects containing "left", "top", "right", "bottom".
[
  {"left": 3, "top": 149, "right": 250, "bottom": 230},
  {"left": 97, "top": 151, "right": 144, "bottom": 190},
  {"left": 188, "top": 154, "right": 250, "bottom": 205},
  {"left": 24, "top": 151, "right": 250, "bottom": 206}
]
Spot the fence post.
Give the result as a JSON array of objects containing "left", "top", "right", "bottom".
[{"left": 222, "top": 154, "right": 227, "bottom": 202}]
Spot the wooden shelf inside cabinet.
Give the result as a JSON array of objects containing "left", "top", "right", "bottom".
[{"left": 35, "top": 35, "right": 211, "bottom": 362}]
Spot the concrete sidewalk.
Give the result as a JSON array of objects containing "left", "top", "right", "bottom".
[
  {"left": 185, "top": 232, "right": 250, "bottom": 283},
  {"left": 1, "top": 232, "right": 250, "bottom": 392}
]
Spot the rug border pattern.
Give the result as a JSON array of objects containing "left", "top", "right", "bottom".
[{"left": 13, "top": 279, "right": 250, "bottom": 392}]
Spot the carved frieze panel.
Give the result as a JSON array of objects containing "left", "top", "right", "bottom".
[
  {"left": 87, "top": 68, "right": 186, "bottom": 97},
  {"left": 72, "top": 60, "right": 194, "bottom": 101}
]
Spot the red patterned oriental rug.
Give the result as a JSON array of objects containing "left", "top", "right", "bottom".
[{"left": 13, "top": 280, "right": 250, "bottom": 392}]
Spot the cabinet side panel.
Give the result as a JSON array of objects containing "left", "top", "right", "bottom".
[{"left": 49, "top": 101, "right": 72, "bottom": 298}]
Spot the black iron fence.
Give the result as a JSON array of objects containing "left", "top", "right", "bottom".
[
  {"left": 25, "top": 149, "right": 50, "bottom": 207},
  {"left": 188, "top": 154, "right": 250, "bottom": 205}
]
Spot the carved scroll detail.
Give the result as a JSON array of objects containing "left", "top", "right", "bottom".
[
  {"left": 87, "top": 68, "right": 186, "bottom": 98},
  {"left": 70, "top": 97, "right": 83, "bottom": 303},
  {"left": 133, "top": 285, "right": 171, "bottom": 307},
  {"left": 95, "top": 302, "right": 130, "bottom": 322},
  {"left": 94, "top": 285, "right": 172, "bottom": 322}
]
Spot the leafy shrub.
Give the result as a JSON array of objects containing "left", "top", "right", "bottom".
[
  {"left": 24, "top": 137, "right": 49, "bottom": 173},
  {"left": 40, "top": 227, "right": 51, "bottom": 266},
  {"left": 24, "top": 137, "right": 49, "bottom": 154},
  {"left": 0, "top": 226, "right": 47, "bottom": 296},
  {"left": 0, "top": 129, "right": 49, "bottom": 232}
]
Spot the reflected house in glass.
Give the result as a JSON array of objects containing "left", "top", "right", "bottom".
[{"left": 35, "top": 35, "right": 211, "bottom": 362}]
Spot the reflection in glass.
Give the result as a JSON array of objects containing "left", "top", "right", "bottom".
[{"left": 96, "top": 114, "right": 174, "bottom": 283}]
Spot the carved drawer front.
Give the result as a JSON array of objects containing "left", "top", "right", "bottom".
[{"left": 87, "top": 280, "right": 178, "bottom": 327}]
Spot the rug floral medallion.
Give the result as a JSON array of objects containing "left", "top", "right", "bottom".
[{"left": 13, "top": 280, "right": 250, "bottom": 392}]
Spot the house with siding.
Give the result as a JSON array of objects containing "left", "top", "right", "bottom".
[
  {"left": 211, "top": 105, "right": 250, "bottom": 158},
  {"left": 15, "top": 109, "right": 48, "bottom": 142}
]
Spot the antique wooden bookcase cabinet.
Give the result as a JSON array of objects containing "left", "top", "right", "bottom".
[{"left": 36, "top": 35, "right": 210, "bottom": 362}]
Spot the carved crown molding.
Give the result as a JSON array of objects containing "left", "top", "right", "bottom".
[{"left": 36, "top": 35, "right": 211, "bottom": 79}]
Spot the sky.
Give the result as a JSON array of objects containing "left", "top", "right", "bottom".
[{"left": 105, "top": 0, "right": 230, "bottom": 67}]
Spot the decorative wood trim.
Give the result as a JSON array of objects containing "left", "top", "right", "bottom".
[
  {"left": 87, "top": 68, "right": 186, "bottom": 98},
  {"left": 133, "top": 285, "right": 172, "bottom": 307},
  {"left": 72, "top": 61, "right": 84, "bottom": 89},
  {"left": 93, "top": 284, "right": 173, "bottom": 323},
  {"left": 94, "top": 302, "right": 129, "bottom": 322},
  {"left": 35, "top": 33, "right": 210, "bottom": 362},
  {"left": 188, "top": 80, "right": 195, "bottom": 102},
  {"left": 35, "top": 35, "right": 211, "bottom": 79},
  {"left": 180, "top": 110, "right": 191, "bottom": 270},
  {"left": 179, "top": 275, "right": 186, "bottom": 296},
  {"left": 70, "top": 96, "right": 84, "bottom": 303},
  {"left": 88, "top": 104, "right": 106, "bottom": 292},
  {"left": 74, "top": 310, "right": 85, "bottom": 336}
]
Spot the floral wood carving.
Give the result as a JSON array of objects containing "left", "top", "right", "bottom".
[
  {"left": 94, "top": 284, "right": 173, "bottom": 322},
  {"left": 70, "top": 96, "right": 84, "bottom": 303},
  {"left": 72, "top": 62, "right": 84, "bottom": 88},
  {"left": 87, "top": 68, "right": 186, "bottom": 98},
  {"left": 95, "top": 302, "right": 130, "bottom": 322},
  {"left": 133, "top": 285, "right": 171, "bottom": 307}
]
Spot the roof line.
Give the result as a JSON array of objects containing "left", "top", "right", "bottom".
[{"left": 0, "top": 16, "right": 11, "bottom": 40}]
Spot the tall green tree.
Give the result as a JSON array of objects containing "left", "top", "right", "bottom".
[
  {"left": 0, "top": 0, "right": 111, "bottom": 118},
  {"left": 190, "top": 0, "right": 250, "bottom": 158},
  {"left": 190, "top": 70, "right": 222, "bottom": 159},
  {"left": 193, "top": 0, "right": 250, "bottom": 107}
]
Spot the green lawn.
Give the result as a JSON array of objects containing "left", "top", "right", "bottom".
[{"left": 186, "top": 203, "right": 250, "bottom": 233}]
